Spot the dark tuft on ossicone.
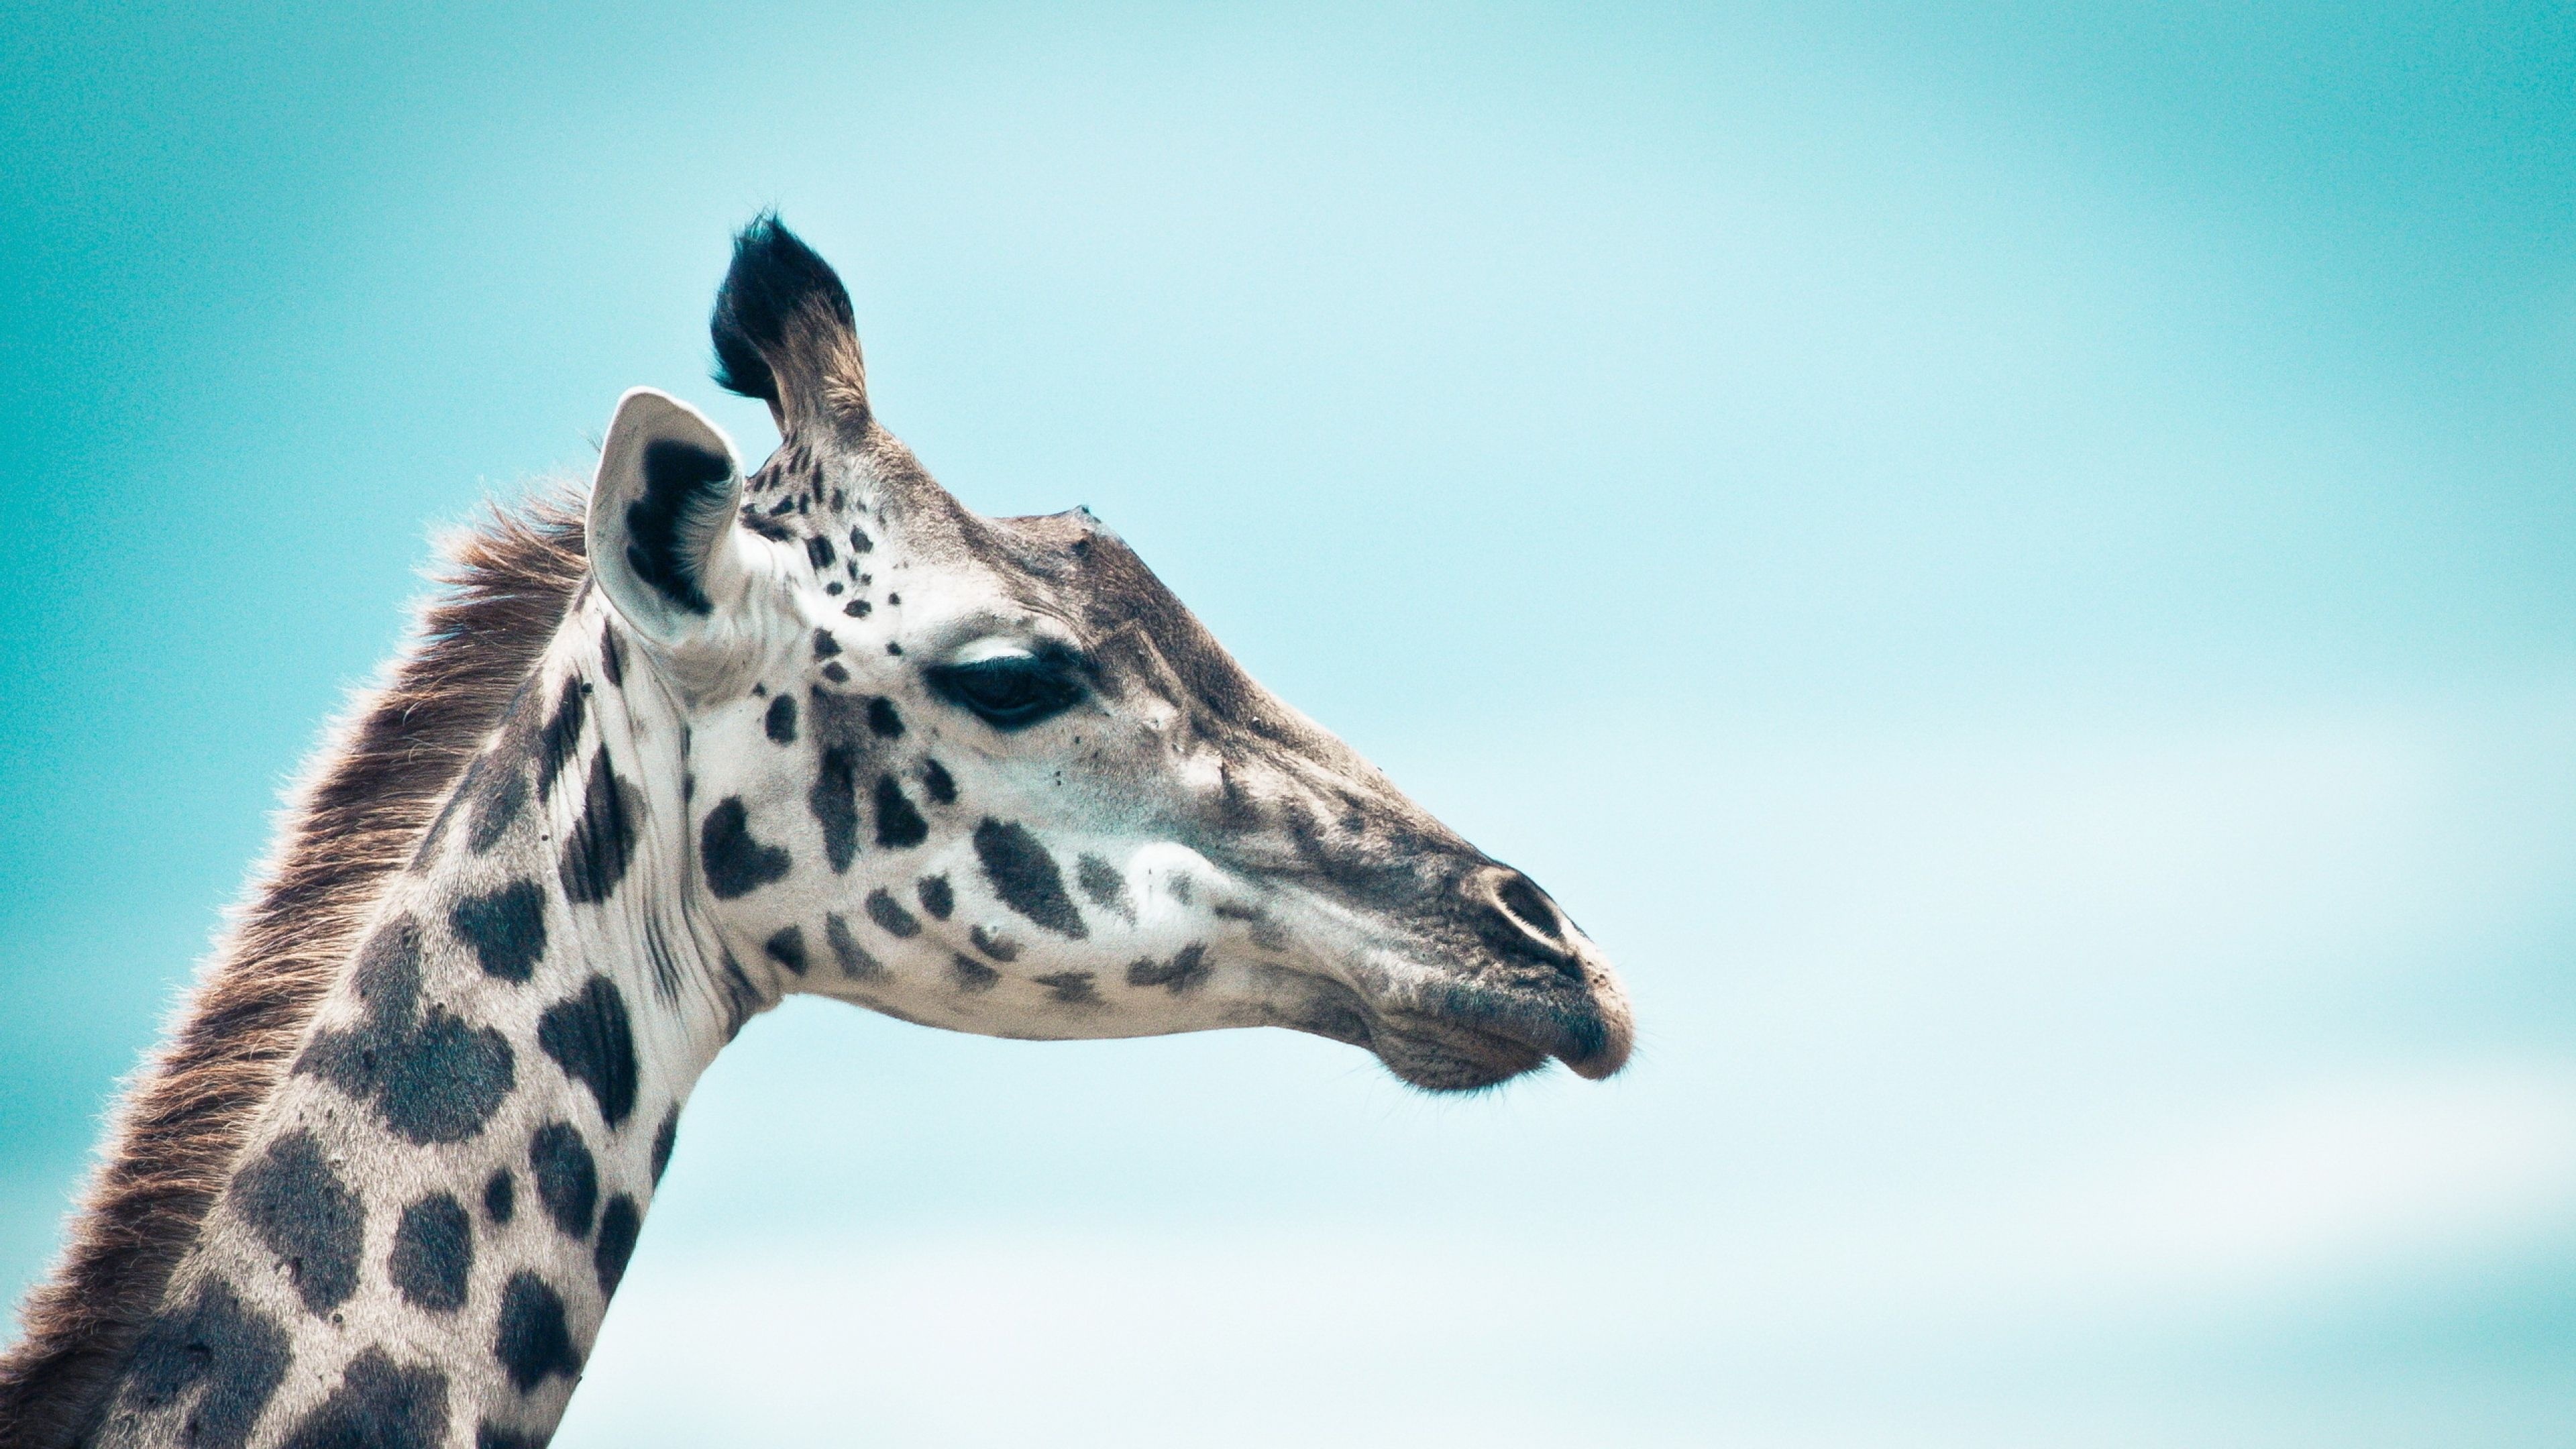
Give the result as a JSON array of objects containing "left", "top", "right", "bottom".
[{"left": 709, "top": 213, "right": 863, "bottom": 421}]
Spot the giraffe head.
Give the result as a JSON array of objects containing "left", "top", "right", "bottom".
[{"left": 586, "top": 218, "right": 1631, "bottom": 1091}]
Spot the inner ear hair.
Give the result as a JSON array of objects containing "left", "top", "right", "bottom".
[
  {"left": 587, "top": 388, "right": 745, "bottom": 646},
  {"left": 623, "top": 438, "right": 735, "bottom": 616}
]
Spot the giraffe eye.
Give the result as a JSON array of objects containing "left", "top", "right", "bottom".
[{"left": 926, "top": 651, "right": 1085, "bottom": 730}]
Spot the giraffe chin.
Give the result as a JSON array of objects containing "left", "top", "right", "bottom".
[
  {"left": 1287, "top": 972, "right": 1633, "bottom": 1093},
  {"left": 1368, "top": 1020, "right": 1552, "bottom": 1093}
]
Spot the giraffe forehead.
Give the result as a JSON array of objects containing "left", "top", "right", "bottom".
[{"left": 761, "top": 482, "right": 1226, "bottom": 702}]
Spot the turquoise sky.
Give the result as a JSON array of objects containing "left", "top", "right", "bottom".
[{"left": 4, "top": 4, "right": 2573, "bottom": 1444}]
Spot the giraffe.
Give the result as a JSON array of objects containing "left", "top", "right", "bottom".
[{"left": 0, "top": 216, "right": 1634, "bottom": 1449}]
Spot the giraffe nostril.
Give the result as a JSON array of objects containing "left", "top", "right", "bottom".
[
  {"left": 1493, "top": 870, "right": 1562, "bottom": 943},
  {"left": 1467, "top": 863, "right": 1582, "bottom": 979}
]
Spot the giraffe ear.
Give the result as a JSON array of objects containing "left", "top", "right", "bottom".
[{"left": 587, "top": 387, "right": 751, "bottom": 647}]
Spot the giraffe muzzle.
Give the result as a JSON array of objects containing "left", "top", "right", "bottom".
[{"left": 1312, "top": 865, "right": 1633, "bottom": 1091}]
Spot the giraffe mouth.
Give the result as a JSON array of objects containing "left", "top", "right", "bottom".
[{"left": 1286, "top": 965, "right": 1633, "bottom": 1092}]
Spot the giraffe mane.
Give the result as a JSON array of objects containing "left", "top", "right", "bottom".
[{"left": 0, "top": 488, "right": 591, "bottom": 1449}]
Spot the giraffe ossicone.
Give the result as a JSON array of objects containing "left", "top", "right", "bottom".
[{"left": 0, "top": 215, "right": 1632, "bottom": 1449}]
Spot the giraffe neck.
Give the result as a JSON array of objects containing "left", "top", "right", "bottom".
[{"left": 91, "top": 606, "right": 777, "bottom": 1449}]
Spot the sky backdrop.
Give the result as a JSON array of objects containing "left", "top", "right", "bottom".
[{"left": 4, "top": 3, "right": 2574, "bottom": 1444}]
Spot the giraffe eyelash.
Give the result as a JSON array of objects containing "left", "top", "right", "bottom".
[{"left": 923, "top": 649, "right": 1087, "bottom": 730}]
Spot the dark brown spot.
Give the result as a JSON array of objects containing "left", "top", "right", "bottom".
[
  {"left": 1034, "top": 971, "right": 1101, "bottom": 1007},
  {"left": 972, "top": 818, "right": 1087, "bottom": 938}
]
